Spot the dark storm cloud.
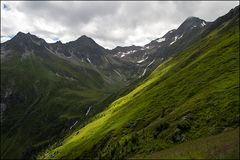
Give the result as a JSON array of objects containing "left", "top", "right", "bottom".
[{"left": 1, "top": 1, "right": 239, "bottom": 48}]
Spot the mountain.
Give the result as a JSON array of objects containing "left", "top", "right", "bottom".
[
  {"left": 0, "top": 33, "right": 127, "bottom": 159},
  {"left": 37, "top": 5, "right": 239, "bottom": 159},
  {"left": 110, "top": 45, "right": 142, "bottom": 57},
  {"left": 1, "top": 32, "right": 49, "bottom": 58},
  {"left": 109, "top": 16, "right": 211, "bottom": 80},
  {"left": 62, "top": 35, "right": 107, "bottom": 64},
  {"left": 1, "top": 5, "right": 239, "bottom": 160},
  {"left": 114, "top": 16, "right": 209, "bottom": 62}
]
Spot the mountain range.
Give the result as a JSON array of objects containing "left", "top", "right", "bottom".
[{"left": 1, "top": 5, "right": 239, "bottom": 159}]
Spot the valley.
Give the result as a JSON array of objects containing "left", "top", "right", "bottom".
[{"left": 0, "top": 5, "right": 239, "bottom": 160}]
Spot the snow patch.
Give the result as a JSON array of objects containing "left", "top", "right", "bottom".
[
  {"left": 137, "top": 56, "right": 148, "bottom": 63},
  {"left": 70, "top": 121, "right": 78, "bottom": 130},
  {"left": 201, "top": 22, "right": 206, "bottom": 27},
  {"left": 119, "top": 50, "right": 136, "bottom": 58},
  {"left": 139, "top": 59, "right": 155, "bottom": 78},
  {"left": 87, "top": 58, "right": 92, "bottom": 64},
  {"left": 170, "top": 36, "right": 178, "bottom": 45},
  {"left": 137, "top": 59, "right": 145, "bottom": 63},
  {"left": 141, "top": 68, "right": 147, "bottom": 77},
  {"left": 86, "top": 106, "right": 92, "bottom": 116},
  {"left": 169, "top": 34, "right": 184, "bottom": 46},
  {"left": 157, "top": 38, "right": 165, "bottom": 43},
  {"left": 191, "top": 25, "right": 197, "bottom": 29},
  {"left": 178, "top": 34, "right": 183, "bottom": 39},
  {"left": 147, "top": 59, "right": 155, "bottom": 67}
]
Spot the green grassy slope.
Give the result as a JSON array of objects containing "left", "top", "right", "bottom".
[
  {"left": 0, "top": 51, "right": 123, "bottom": 159},
  {"left": 38, "top": 12, "right": 239, "bottom": 159},
  {"left": 133, "top": 128, "right": 239, "bottom": 159}
]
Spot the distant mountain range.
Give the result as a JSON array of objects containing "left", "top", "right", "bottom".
[{"left": 1, "top": 5, "right": 239, "bottom": 159}]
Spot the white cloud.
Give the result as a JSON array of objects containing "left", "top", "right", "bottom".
[
  {"left": 1, "top": 1, "right": 239, "bottom": 49},
  {"left": 1, "top": 36, "right": 11, "bottom": 43}
]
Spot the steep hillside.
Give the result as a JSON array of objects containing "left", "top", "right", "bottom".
[
  {"left": 0, "top": 34, "right": 125, "bottom": 159},
  {"left": 38, "top": 6, "right": 239, "bottom": 159},
  {"left": 133, "top": 128, "right": 239, "bottom": 159}
]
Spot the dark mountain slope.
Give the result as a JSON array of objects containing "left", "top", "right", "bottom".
[
  {"left": 203, "top": 5, "right": 239, "bottom": 36},
  {"left": 0, "top": 33, "right": 127, "bottom": 159}
]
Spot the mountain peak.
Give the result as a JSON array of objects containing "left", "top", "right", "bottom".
[
  {"left": 77, "top": 35, "right": 92, "bottom": 41},
  {"left": 8, "top": 31, "right": 48, "bottom": 51},
  {"left": 14, "top": 31, "right": 28, "bottom": 39},
  {"left": 177, "top": 16, "right": 206, "bottom": 32},
  {"left": 13, "top": 32, "right": 39, "bottom": 41},
  {"left": 185, "top": 16, "right": 199, "bottom": 21},
  {"left": 73, "top": 35, "right": 97, "bottom": 46},
  {"left": 66, "top": 35, "right": 106, "bottom": 55},
  {"left": 55, "top": 40, "right": 63, "bottom": 44},
  {"left": 78, "top": 35, "right": 89, "bottom": 39},
  {"left": 183, "top": 16, "right": 205, "bottom": 24},
  {"left": 10, "top": 32, "right": 34, "bottom": 44},
  {"left": 16, "top": 31, "right": 25, "bottom": 35}
]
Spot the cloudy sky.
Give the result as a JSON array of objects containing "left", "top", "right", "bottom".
[{"left": 1, "top": 1, "right": 239, "bottom": 49}]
